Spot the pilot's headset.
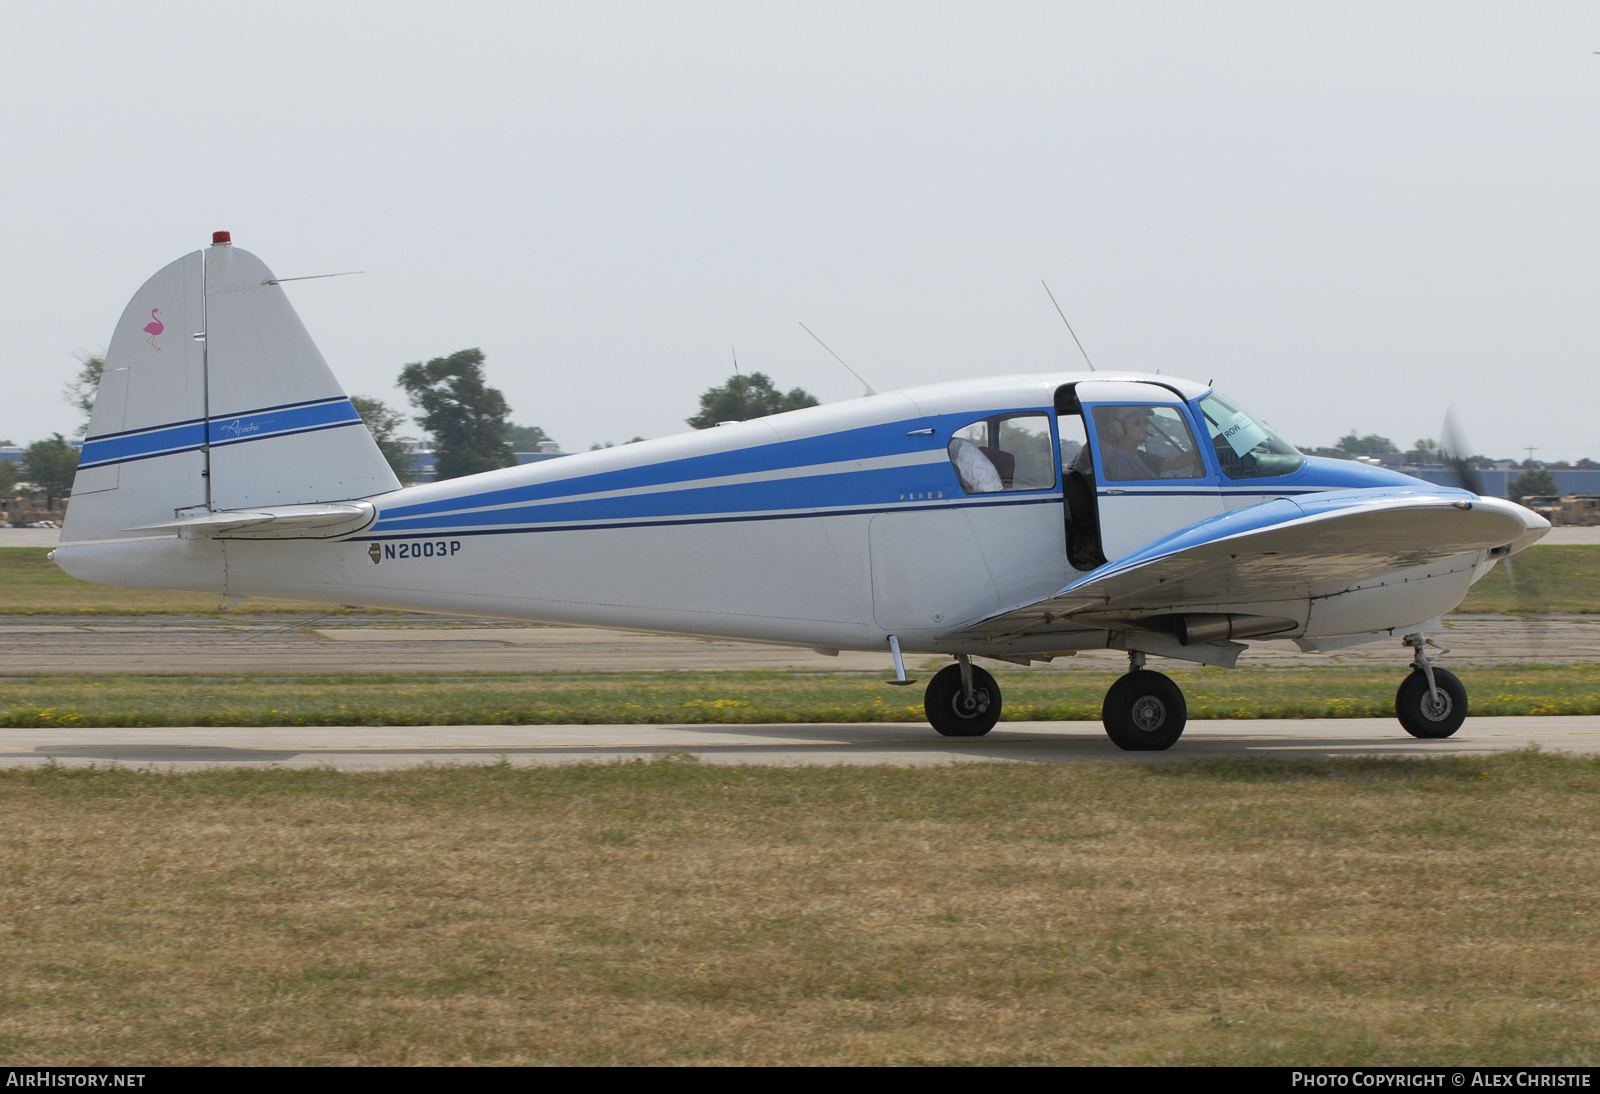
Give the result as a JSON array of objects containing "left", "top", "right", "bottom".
[{"left": 1105, "top": 406, "right": 1149, "bottom": 441}]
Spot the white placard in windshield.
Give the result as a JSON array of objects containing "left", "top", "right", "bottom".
[{"left": 1218, "top": 411, "right": 1268, "bottom": 457}]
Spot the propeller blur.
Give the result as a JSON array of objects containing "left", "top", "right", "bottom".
[{"left": 1439, "top": 406, "right": 1489, "bottom": 497}]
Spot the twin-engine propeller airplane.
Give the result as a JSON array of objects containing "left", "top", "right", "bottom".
[{"left": 52, "top": 234, "right": 1550, "bottom": 749}]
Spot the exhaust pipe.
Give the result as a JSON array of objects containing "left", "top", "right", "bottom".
[{"left": 1174, "top": 613, "right": 1296, "bottom": 645}]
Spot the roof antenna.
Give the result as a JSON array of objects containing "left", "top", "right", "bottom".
[
  {"left": 799, "top": 322, "right": 877, "bottom": 396},
  {"left": 731, "top": 346, "right": 746, "bottom": 419},
  {"left": 1041, "top": 281, "right": 1096, "bottom": 371}
]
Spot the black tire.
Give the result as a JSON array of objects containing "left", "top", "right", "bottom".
[
  {"left": 1102, "top": 670, "right": 1188, "bottom": 751},
  {"left": 925, "top": 663, "right": 1002, "bottom": 737},
  {"left": 1396, "top": 667, "right": 1467, "bottom": 738}
]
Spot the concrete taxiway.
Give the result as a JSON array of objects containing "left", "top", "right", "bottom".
[{"left": 1, "top": 716, "right": 1594, "bottom": 770}]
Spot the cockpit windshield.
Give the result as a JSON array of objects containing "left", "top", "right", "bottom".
[{"left": 1196, "top": 392, "right": 1305, "bottom": 480}]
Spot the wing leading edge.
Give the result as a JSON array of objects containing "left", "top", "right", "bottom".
[{"left": 945, "top": 487, "right": 1547, "bottom": 647}]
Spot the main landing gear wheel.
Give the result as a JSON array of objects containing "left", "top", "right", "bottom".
[
  {"left": 1102, "top": 670, "right": 1188, "bottom": 751},
  {"left": 1395, "top": 667, "right": 1468, "bottom": 739},
  {"left": 925, "top": 663, "right": 1002, "bottom": 737}
]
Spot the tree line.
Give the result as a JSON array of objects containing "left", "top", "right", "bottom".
[{"left": 361, "top": 351, "right": 817, "bottom": 483}]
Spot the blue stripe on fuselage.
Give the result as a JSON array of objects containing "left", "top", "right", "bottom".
[
  {"left": 374, "top": 411, "right": 1014, "bottom": 522},
  {"left": 371, "top": 461, "right": 980, "bottom": 533}
]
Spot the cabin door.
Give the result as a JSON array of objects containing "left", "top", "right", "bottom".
[
  {"left": 1052, "top": 395, "right": 1102, "bottom": 571},
  {"left": 1071, "top": 380, "right": 1225, "bottom": 562}
]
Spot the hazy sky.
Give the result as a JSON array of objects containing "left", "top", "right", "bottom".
[{"left": 3, "top": 2, "right": 1597, "bottom": 460}]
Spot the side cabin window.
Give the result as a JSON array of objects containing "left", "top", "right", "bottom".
[
  {"left": 1196, "top": 392, "right": 1305, "bottom": 480},
  {"left": 1083, "top": 405, "right": 1204, "bottom": 482},
  {"left": 948, "top": 413, "right": 1056, "bottom": 494}
]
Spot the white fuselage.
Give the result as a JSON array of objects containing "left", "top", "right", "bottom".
[{"left": 55, "top": 372, "right": 1508, "bottom": 659}]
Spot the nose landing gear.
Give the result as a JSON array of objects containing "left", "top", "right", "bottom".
[{"left": 1396, "top": 634, "right": 1468, "bottom": 738}]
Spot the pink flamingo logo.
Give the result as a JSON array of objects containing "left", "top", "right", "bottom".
[{"left": 143, "top": 307, "right": 164, "bottom": 351}]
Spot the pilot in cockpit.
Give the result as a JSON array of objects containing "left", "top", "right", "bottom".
[{"left": 1070, "top": 405, "right": 1202, "bottom": 481}]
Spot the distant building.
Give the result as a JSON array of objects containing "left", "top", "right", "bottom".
[
  {"left": 0, "top": 491, "right": 67, "bottom": 527},
  {"left": 1521, "top": 494, "right": 1600, "bottom": 527},
  {"left": 398, "top": 437, "right": 567, "bottom": 483},
  {"left": 1396, "top": 465, "right": 1600, "bottom": 499},
  {"left": 0, "top": 439, "right": 82, "bottom": 466}
]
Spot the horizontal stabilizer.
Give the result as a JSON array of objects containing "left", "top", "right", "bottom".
[
  {"left": 126, "top": 501, "right": 375, "bottom": 540},
  {"left": 949, "top": 488, "right": 1547, "bottom": 642}
]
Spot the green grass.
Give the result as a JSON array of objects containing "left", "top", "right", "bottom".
[
  {"left": 1459, "top": 546, "right": 1600, "bottom": 615},
  {"left": 6, "top": 544, "right": 1599, "bottom": 616},
  {"left": 0, "top": 754, "right": 1596, "bottom": 1064},
  {"left": 4, "top": 664, "right": 1598, "bottom": 727}
]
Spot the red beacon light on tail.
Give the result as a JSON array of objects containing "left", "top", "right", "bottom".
[{"left": 212, "top": 231, "right": 231, "bottom": 245}]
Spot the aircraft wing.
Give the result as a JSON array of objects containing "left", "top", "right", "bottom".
[{"left": 947, "top": 488, "right": 1545, "bottom": 643}]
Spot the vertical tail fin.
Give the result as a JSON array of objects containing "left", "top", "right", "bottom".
[{"left": 64, "top": 235, "right": 400, "bottom": 543}]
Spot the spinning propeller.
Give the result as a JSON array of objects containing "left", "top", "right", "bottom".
[
  {"left": 1438, "top": 406, "right": 1486, "bottom": 497},
  {"left": 1437, "top": 408, "right": 1552, "bottom": 643}
]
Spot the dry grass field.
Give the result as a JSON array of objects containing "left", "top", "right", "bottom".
[{"left": 1, "top": 754, "right": 1596, "bottom": 1065}]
